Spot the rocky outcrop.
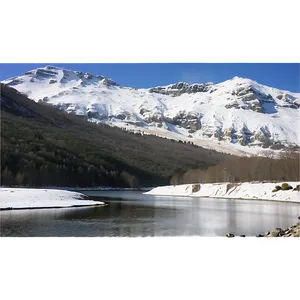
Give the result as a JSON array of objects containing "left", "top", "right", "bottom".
[
  {"left": 140, "top": 108, "right": 164, "bottom": 123},
  {"left": 165, "top": 111, "right": 201, "bottom": 131},
  {"left": 139, "top": 108, "right": 201, "bottom": 131},
  {"left": 87, "top": 111, "right": 100, "bottom": 119},
  {"left": 109, "top": 113, "right": 127, "bottom": 120},
  {"left": 149, "top": 82, "right": 213, "bottom": 96},
  {"left": 226, "top": 221, "right": 300, "bottom": 237},
  {"left": 225, "top": 101, "right": 240, "bottom": 109},
  {"left": 101, "top": 77, "right": 118, "bottom": 87},
  {"left": 84, "top": 73, "right": 93, "bottom": 79},
  {"left": 35, "top": 68, "right": 58, "bottom": 79},
  {"left": 4, "top": 78, "right": 23, "bottom": 86},
  {"left": 75, "top": 71, "right": 117, "bottom": 86},
  {"left": 225, "top": 85, "right": 267, "bottom": 113},
  {"left": 266, "top": 228, "right": 284, "bottom": 237},
  {"left": 264, "top": 222, "right": 300, "bottom": 237}
]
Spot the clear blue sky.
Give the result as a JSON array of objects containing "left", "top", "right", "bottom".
[{"left": 0, "top": 63, "right": 299, "bottom": 92}]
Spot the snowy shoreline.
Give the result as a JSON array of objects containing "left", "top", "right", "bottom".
[
  {"left": 0, "top": 188, "right": 105, "bottom": 210},
  {"left": 145, "top": 182, "right": 300, "bottom": 203}
]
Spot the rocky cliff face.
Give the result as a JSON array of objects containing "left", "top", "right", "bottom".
[{"left": 149, "top": 82, "right": 213, "bottom": 96}]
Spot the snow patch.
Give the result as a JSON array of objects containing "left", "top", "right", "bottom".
[
  {"left": 0, "top": 188, "right": 105, "bottom": 210},
  {"left": 145, "top": 182, "right": 300, "bottom": 203}
]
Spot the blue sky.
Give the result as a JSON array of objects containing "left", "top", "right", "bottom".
[{"left": 0, "top": 63, "right": 299, "bottom": 92}]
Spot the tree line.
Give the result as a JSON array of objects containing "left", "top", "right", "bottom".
[{"left": 171, "top": 150, "right": 300, "bottom": 185}]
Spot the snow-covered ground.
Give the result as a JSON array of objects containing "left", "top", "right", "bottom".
[
  {"left": 2, "top": 65, "right": 300, "bottom": 156},
  {"left": 0, "top": 188, "right": 105, "bottom": 210},
  {"left": 145, "top": 182, "right": 300, "bottom": 203}
]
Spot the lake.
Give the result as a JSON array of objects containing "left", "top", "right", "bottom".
[{"left": 1, "top": 190, "right": 299, "bottom": 237}]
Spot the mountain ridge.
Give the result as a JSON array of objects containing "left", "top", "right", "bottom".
[{"left": 2, "top": 65, "right": 300, "bottom": 156}]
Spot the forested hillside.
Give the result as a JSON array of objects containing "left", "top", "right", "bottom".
[{"left": 0, "top": 83, "right": 231, "bottom": 187}]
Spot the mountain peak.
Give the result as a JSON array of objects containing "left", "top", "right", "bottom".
[{"left": 230, "top": 76, "right": 253, "bottom": 82}]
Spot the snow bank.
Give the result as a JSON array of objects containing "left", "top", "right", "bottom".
[
  {"left": 0, "top": 188, "right": 105, "bottom": 210},
  {"left": 145, "top": 182, "right": 300, "bottom": 203}
]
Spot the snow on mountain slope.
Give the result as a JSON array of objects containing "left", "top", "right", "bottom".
[{"left": 2, "top": 65, "right": 300, "bottom": 156}]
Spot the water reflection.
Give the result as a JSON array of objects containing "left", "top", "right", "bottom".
[{"left": 1, "top": 191, "right": 299, "bottom": 237}]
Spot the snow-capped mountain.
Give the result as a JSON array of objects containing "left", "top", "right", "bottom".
[{"left": 2, "top": 65, "right": 300, "bottom": 156}]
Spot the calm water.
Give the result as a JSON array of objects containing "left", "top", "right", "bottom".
[{"left": 1, "top": 190, "right": 299, "bottom": 237}]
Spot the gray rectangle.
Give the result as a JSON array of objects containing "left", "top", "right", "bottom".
[{"left": 168, "top": 239, "right": 296, "bottom": 248}]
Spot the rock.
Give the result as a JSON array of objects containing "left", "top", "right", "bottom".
[
  {"left": 284, "top": 229, "right": 292, "bottom": 235},
  {"left": 87, "top": 111, "right": 100, "bottom": 119},
  {"left": 267, "top": 232, "right": 279, "bottom": 237},
  {"left": 293, "top": 185, "right": 300, "bottom": 192},
  {"left": 145, "top": 113, "right": 164, "bottom": 123},
  {"left": 270, "top": 143, "right": 285, "bottom": 150},
  {"left": 289, "top": 232, "right": 300, "bottom": 240},
  {"left": 116, "top": 114, "right": 126, "bottom": 120},
  {"left": 274, "top": 228, "right": 284, "bottom": 236},
  {"left": 101, "top": 77, "right": 118, "bottom": 86},
  {"left": 96, "top": 75, "right": 105, "bottom": 80},
  {"left": 263, "top": 221, "right": 300, "bottom": 237},
  {"left": 225, "top": 102, "right": 240, "bottom": 109},
  {"left": 284, "top": 233, "right": 292, "bottom": 237},
  {"left": 281, "top": 183, "right": 293, "bottom": 190},
  {"left": 255, "top": 234, "right": 264, "bottom": 240},
  {"left": 84, "top": 73, "right": 93, "bottom": 79},
  {"left": 240, "top": 235, "right": 246, "bottom": 237},
  {"left": 139, "top": 108, "right": 149, "bottom": 115},
  {"left": 224, "top": 233, "right": 236, "bottom": 240},
  {"left": 275, "top": 185, "right": 282, "bottom": 191},
  {"left": 164, "top": 111, "right": 201, "bottom": 131}
]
